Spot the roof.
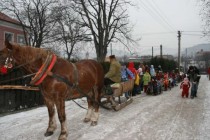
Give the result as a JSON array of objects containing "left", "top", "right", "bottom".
[{"left": 0, "top": 12, "right": 20, "bottom": 25}]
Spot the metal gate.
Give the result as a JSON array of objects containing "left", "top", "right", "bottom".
[{"left": 0, "top": 68, "right": 43, "bottom": 114}]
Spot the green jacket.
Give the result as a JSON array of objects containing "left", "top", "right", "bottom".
[
  {"left": 105, "top": 60, "right": 121, "bottom": 83},
  {"left": 143, "top": 72, "right": 151, "bottom": 85}
]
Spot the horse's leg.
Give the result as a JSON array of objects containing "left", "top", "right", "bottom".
[
  {"left": 83, "top": 99, "right": 94, "bottom": 123},
  {"left": 55, "top": 99, "right": 68, "bottom": 140},
  {"left": 90, "top": 86, "right": 100, "bottom": 126},
  {"left": 44, "top": 97, "right": 57, "bottom": 136}
]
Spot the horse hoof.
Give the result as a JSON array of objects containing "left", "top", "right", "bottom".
[
  {"left": 91, "top": 121, "right": 97, "bottom": 126},
  {"left": 58, "top": 133, "right": 67, "bottom": 140},
  {"left": 44, "top": 131, "right": 54, "bottom": 137},
  {"left": 83, "top": 118, "right": 91, "bottom": 123}
]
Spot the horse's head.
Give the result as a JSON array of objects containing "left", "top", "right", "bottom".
[
  {"left": 0, "top": 40, "right": 17, "bottom": 74},
  {"left": 1, "top": 40, "right": 51, "bottom": 75}
]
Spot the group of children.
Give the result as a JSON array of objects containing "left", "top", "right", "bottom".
[
  {"left": 140, "top": 64, "right": 181, "bottom": 95},
  {"left": 121, "top": 63, "right": 175, "bottom": 96},
  {"left": 121, "top": 62, "right": 200, "bottom": 99}
]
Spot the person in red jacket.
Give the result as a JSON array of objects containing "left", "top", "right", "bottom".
[
  {"left": 208, "top": 67, "right": 210, "bottom": 81},
  {"left": 127, "top": 62, "right": 138, "bottom": 96},
  {"left": 163, "top": 73, "right": 169, "bottom": 91},
  {"left": 180, "top": 78, "right": 191, "bottom": 98}
]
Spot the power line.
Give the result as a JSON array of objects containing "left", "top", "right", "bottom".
[
  {"left": 147, "top": 0, "right": 176, "bottom": 31},
  {"left": 138, "top": 0, "right": 170, "bottom": 31},
  {"left": 182, "top": 33, "right": 204, "bottom": 36},
  {"left": 138, "top": 0, "right": 175, "bottom": 32},
  {"left": 139, "top": 31, "right": 176, "bottom": 35},
  {"left": 182, "top": 31, "right": 203, "bottom": 33}
]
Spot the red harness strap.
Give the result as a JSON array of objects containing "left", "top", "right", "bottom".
[{"left": 32, "top": 54, "right": 57, "bottom": 86}]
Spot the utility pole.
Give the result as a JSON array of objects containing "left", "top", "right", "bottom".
[
  {"left": 178, "top": 31, "right": 181, "bottom": 73},
  {"left": 160, "top": 44, "right": 162, "bottom": 59},
  {"left": 184, "top": 48, "right": 187, "bottom": 73},
  {"left": 152, "top": 46, "right": 154, "bottom": 59},
  {"left": 110, "top": 43, "right": 112, "bottom": 55}
]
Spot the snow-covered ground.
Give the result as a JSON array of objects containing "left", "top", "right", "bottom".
[{"left": 0, "top": 75, "right": 210, "bottom": 140}]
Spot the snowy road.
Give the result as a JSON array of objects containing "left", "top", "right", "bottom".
[{"left": 0, "top": 75, "right": 210, "bottom": 140}]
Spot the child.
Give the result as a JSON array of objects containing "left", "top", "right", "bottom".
[
  {"left": 143, "top": 70, "right": 151, "bottom": 93},
  {"left": 163, "top": 73, "right": 169, "bottom": 91},
  {"left": 121, "top": 64, "right": 134, "bottom": 99},
  {"left": 180, "top": 78, "right": 190, "bottom": 98}
]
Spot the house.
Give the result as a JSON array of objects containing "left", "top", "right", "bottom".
[
  {"left": 195, "top": 49, "right": 210, "bottom": 72},
  {"left": 0, "top": 12, "right": 27, "bottom": 50}
]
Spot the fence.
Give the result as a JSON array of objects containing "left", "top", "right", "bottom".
[{"left": 0, "top": 68, "right": 43, "bottom": 114}]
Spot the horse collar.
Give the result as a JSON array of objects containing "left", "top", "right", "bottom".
[{"left": 30, "top": 54, "right": 57, "bottom": 85}]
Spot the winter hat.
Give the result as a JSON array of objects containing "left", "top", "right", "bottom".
[
  {"left": 183, "top": 78, "right": 189, "bottom": 85},
  {"left": 109, "top": 55, "right": 116, "bottom": 59}
]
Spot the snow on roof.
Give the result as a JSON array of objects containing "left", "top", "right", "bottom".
[{"left": 0, "top": 12, "right": 20, "bottom": 25}]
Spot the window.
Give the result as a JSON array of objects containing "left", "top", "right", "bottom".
[
  {"left": 17, "top": 35, "right": 26, "bottom": 45},
  {"left": 4, "top": 32, "right": 14, "bottom": 42}
]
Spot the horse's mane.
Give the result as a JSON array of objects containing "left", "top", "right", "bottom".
[
  {"left": 13, "top": 43, "right": 50, "bottom": 62},
  {"left": 9, "top": 43, "right": 56, "bottom": 73}
]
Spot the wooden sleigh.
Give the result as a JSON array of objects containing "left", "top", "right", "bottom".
[{"left": 101, "top": 79, "right": 134, "bottom": 111}]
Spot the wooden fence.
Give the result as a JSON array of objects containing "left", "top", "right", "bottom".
[{"left": 0, "top": 68, "right": 43, "bottom": 114}]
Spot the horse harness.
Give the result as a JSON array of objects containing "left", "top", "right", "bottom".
[{"left": 38, "top": 54, "right": 110, "bottom": 110}]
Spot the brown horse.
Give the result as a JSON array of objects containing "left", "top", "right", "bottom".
[{"left": 0, "top": 41, "right": 104, "bottom": 140}]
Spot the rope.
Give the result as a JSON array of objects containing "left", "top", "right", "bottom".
[{"left": 72, "top": 100, "right": 87, "bottom": 110}]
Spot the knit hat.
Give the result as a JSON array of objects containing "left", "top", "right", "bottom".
[{"left": 109, "top": 55, "right": 116, "bottom": 59}]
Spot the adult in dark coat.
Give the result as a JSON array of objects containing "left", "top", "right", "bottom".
[{"left": 187, "top": 66, "right": 201, "bottom": 99}]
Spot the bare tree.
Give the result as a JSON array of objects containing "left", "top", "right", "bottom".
[
  {"left": 72, "top": 0, "right": 135, "bottom": 62},
  {"left": 200, "top": 0, "right": 210, "bottom": 36},
  {"left": 0, "top": 0, "right": 59, "bottom": 48},
  {"left": 52, "top": 4, "right": 91, "bottom": 60}
]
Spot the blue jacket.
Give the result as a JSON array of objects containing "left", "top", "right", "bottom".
[
  {"left": 121, "top": 66, "right": 134, "bottom": 81},
  {"left": 150, "top": 65, "right": 156, "bottom": 77}
]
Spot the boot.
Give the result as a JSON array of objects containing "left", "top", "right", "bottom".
[{"left": 105, "top": 85, "right": 113, "bottom": 95}]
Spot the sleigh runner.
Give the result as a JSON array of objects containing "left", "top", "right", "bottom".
[{"left": 101, "top": 79, "right": 134, "bottom": 111}]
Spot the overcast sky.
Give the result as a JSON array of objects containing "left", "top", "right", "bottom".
[{"left": 108, "top": 0, "right": 209, "bottom": 57}]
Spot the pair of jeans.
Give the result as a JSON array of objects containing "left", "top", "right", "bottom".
[
  {"left": 191, "top": 82, "right": 198, "bottom": 98},
  {"left": 122, "top": 78, "right": 129, "bottom": 98}
]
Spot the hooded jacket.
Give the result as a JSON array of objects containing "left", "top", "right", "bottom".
[
  {"left": 150, "top": 65, "right": 156, "bottom": 77},
  {"left": 143, "top": 71, "right": 151, "bottom": 85},
  {"left": 105, "top": 59, "right": 121, "bottom": 83},
  {"left": 180, "top": 78, "right": 190, "bottom": 93},
  {"left": 127, "top": 62, "right": 137, "bottom": 79}
]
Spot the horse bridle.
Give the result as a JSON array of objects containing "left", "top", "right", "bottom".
[
  {"left": 2, "top": 48, "right": 44, "bottom": 73},
  {"left": 0, "top": 48, "right": 40, "bottom": 81},
  {"left": 3, "top": 49, "right": 14, "bottom": 69}
]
